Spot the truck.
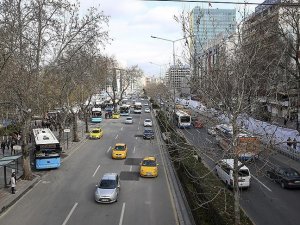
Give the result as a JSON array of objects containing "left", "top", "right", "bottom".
[{"left": 215, "top": 124, "right": 261, "bottom": 161}]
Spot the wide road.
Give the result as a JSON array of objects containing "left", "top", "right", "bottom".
[
  {"left": 0, "top": 104, "right": 178, "bottom": 225},
  {"left": 181, "top": 126, "right": 300, "bottom": 225}
]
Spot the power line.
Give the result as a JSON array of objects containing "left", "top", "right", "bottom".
[{"left": 141, "top": 0, "right": 300, "bottom": 7}]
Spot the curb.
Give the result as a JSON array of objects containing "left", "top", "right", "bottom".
[{"left": 0, "top": 175, "right": 40, "bottom": 215}]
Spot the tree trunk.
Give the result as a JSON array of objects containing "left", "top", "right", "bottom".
[
  {"left": 84, "top": 112, "right": 89, "bottom": 133},
  {"left": 233, "top": 156, "right": 241, "bottom": 225},
  {"left": 21, "top": 115, "right": 33, "bottom": 180},
  {"left": 72, "top": 113, "right": 79, "bottom": 142}
]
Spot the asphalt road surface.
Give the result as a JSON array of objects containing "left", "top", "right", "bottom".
[
  {"left": 0, "top": 106, "right": 178, "bottom": 225},
  {"left": 181, "top": 127, "right": 300, "bottom": 225}
]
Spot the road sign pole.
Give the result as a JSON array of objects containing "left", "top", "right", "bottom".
[{"left": 67, "top": 132, "right": 69, "bottom": 149}]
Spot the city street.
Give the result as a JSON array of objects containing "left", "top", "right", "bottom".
[
  {"left": 181, "top": 127, "right": 300, "bottom": 225},
  {"left": 0, "top": 108, "right": 178, "bottom": 225}
]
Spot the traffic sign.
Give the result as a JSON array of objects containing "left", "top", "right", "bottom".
[{"left": 64, "top": 129, "right": 71, "bottom": 133}]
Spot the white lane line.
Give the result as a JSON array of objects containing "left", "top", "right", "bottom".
[
  {"left": 62, "top": 202, "right": 78, "bottom": 225},
  {"left": 106, "top": 146, "right": 111, "bottom": 154},
  {"left": 138, "top": 126, "right": 140, "bottom": 130},
  {"left": 130, "top": 165, "right": 133, "bottom": 171},
  {"left": 205, "top": 138, "right": 212, "bottom": 143},
  {"left": 135, "top": 137, "right": 137, "bottom": 140},
  {"left": 118, "top": 202, "right": 126, "bottom": 225},
  {"left": 115, "top": 134, "right": 118, "bottom": 139},
  {"left": 133, "top": 146, "right": 136, "bottom": 153},
  {"left": 121, "top": 127, "right": 123, "bottom": 131},
  {"left": 252, "top": 175, "right": 272, "bottom": 192},
  {"left": 92, "top": 165, "right": 101, "bottom": 177}
]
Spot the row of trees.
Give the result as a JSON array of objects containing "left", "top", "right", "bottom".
[
  {"left": 147, "top": 2, "right": 299, "bottom": 225},
  {"left": 0, "top": 0, "right": 143, "bottom": 181}
]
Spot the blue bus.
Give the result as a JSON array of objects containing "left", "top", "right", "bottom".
[
  {"left": 120, "top": 104, "right": 130, "bottom": 116},
  {"left": 91, "top": 106, "right": 102, "bottom": 123},
  {"left": 32, "top": 128, "right": 62, "bottom": 169}
]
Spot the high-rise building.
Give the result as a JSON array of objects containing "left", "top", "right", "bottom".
[
  {"left": 165, "top": 65, "right": 190, "bottom": 96},
  {"left": 190, "top": 7, "right": 236, "bottom": 55}
]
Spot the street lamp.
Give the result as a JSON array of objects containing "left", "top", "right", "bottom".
[
  {"left": 151, "top": 35, "right": 187, "bottom": 119},
  {"left": 149, "top": 61, "right": 167, "bottom": 83}
]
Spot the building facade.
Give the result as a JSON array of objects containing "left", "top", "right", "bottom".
[
  {"left": 165, "top": 65, "right": 191, "bottom": 96},
  {"left": 190, "top": 7, "right": 236, "bottom": 56}
]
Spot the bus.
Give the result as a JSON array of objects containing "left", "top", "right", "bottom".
[
  {"left": 174, "top": 110, "right": 191, "bottom": 128},
  {"left": 32, "top": 128, "right": 62, "bottom": 169},
  {"left": 133, "top": 102, "right": 142, "bottom": 114},
  {"left": 91, "top": 106, "right": 102, "bottom": 123},
  {"left": 120, "top": 104, "right": 130, "bottom": 116}
]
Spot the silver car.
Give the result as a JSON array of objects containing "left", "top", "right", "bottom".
[
  {"left": 125, "top": 117, "right": 133, "bottom": 124},
  {"left": 95, "top": 173, "right": 120, "bottom": 203}
]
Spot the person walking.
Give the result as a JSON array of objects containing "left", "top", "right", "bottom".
[
  {"left": 10, "top": 172, "right": 16, "bottom": 194},
  {"left": 1, "top": 141, "right": 6, "bottom": 155},
  {"left": 293, "top": 138, "right": 297, "bottom": 150},
  {"left": 287, "top": 137, "right": 292, "bottom": 148}
]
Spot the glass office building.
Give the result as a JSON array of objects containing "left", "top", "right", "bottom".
[{"left": 190, "top": 7, "right": 236, "bottom": 54}]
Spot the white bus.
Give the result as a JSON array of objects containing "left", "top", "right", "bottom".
[
  {"left": 91, "top": 106, "right": 102, "bottom": 123},
  {"left": 32, "top": 128, "right": 62, "bottom": 169},
  {"left": 174, "top": 110, "right": 191, "bottom": 128},
  {"left": 120, "top": 104, "right": 130, "bottom": 116},
  {"left": 215, "top": 159, "right": 251, "bottom": 189},
  {"left": 133, "top": 102, "right": 142, "bottom": 114}
]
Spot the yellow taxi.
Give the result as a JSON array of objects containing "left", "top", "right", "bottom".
[
  {"left": 112, "top": 112, "right": 120, "bottom": 119},
  {"left": 89, "top": 128, "right": 103, "bottom": 139},
  {"left": 112, "top": 143, "right": 128, "bottom": 159},
  {"left": 139, "top": 156, "right": 158, "bottom": 177}
]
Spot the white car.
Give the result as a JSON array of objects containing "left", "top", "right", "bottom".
[
  {"left": 207, "top": 127, "right": 216, "bottom": 136},
  {"left": 125, "top": 117, "right": 133, "bottom": 124},
  {"left": 144, "top": 119, "right": 152, "bottom": 127},
  {"left": 144, "top": 108, "right": 150, "bottom": 113},
  {"left": 144, "top": 102, "right": 149, "bottom": 106}
]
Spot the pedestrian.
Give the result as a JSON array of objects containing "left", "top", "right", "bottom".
[
  {"left": 1, "top": 141, "right": 5, "bottom": 155},
  {"left": 293, "top": 138, "right": 297, "bottom": 150},
  {"left": 10, "top": 140, "right": 15, "bottom": 155},
  {"left": 10, "top": 172, "right": 16, "bottom": 194},
  {"left": 6, "top": 139, "right": 10, "bottom": 150},
  {"left": 287, "top": 137, "right": 292, "bottom": 147}
]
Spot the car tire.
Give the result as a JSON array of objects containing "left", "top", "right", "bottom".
[{"left": 281, "top": 181, "right": 286, "bottom": 189}]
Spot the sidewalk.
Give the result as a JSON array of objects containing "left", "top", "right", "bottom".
[{"left": 0, "top": 121, "right": 87, "bottom": 215}]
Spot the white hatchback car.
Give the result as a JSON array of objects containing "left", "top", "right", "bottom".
[
  {"left": 125, "top": 117, "right": 133, "bottom": 124},
  {"left": 144, "top": 108, "right": 150, "bottom": 113},
  {"left": 143, "top": 119, "right": 152, "bottom": 127}
]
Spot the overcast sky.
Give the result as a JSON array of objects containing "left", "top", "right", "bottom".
[{"left": 79, "top": 0, "right": 262, "bottom": 77}]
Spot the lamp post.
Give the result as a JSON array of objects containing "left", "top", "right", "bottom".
[{"left": 151, "top": 35, "right": 187, "bottom": 120}]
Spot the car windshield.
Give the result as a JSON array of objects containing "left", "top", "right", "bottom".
[
  {"left": 126, "top": 118, "right": 132, "bottom": 120},
  {"left": 239, "top": 169, "right": 249, "bottom": 177},
  {"left": 92, "top": 130, "right": 100, "bottom": 133},
  {"left": 99, "top": 179, "right": 117, "bottom": 189},
  {"left": 145, "top": 119, "right": 151, "bottom": 122},
  {"left": 142, "top": 160, "right": 156, "bottom": 166},
  {"left": 144, "top": 130, "right": 153, "bottom": 133},
  {"left": 285, "top": 170, "right": 300, "bottom": 177},
  {"left": 115, "top": 145, "right": 125, "bottom": 150}
]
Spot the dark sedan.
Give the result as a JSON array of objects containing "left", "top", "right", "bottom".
[
  {"left": 143, "top": 129, "right": 154, "bottom": 139},
  {"left": 266, "top": 167, "right": 300, "bottom": 189}
]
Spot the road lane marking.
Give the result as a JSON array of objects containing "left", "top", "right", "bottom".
[
  {"left": 62, "top": 202, "right": 78, "bottom": 225},
  {"left": 135, "top": 137, "right": 137, "bottom": 140},
  {"left": 133, "top": 146, "right": 136, "bottom": 153},
  {"left": 138, "top": 126, "right": 139, "bottom": 130},
  {"left": 115, "top": 134, "right": 118, "bottom": 139},
  {"left": 121, "top": 127, "right": 123, "bottom": 131},
  {"left": 205, "top": 138, "right": 212, "bottom": 143},
  {"left": 118, "top": 202, "right": 126, "bottom": 225},
  {"left": 252, "top": 175, "right": 272, "bottom": 192},
  {"left": 92, "top": 165, "right": 101, "bottom": 177},
  {"left": 106, "top": 146, "right": 111, "bottom": 154},
  {"left": 130, "top": 165, "right": 132, "bottom": 171}
]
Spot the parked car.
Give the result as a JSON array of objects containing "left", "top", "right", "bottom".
[
  {"left": 140, "top": 156, "right": 159, "bottom": 177},
  {"left": 266, "top": 167, "right": 300, "bottom": 189},
  {"left": 125, "top": 117, "right": 133, "bottom": 124},
  {"left": 143, "top": 119, "right": 152, "bottom": 127},
  {"left": 143, "top": 129, "right": 154, "bottom": 139},
  {"left": 207, "top": 127, "right": 217, "bottom": 136},
  {"left": 144, "top": 108, "right": 150, "bottom": 113},
  {"left": 94, "top": 173, "right": 120, "bottom": 203}
]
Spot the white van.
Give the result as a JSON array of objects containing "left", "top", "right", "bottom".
[{"left": 215, "top": 159, "right": 251, "bottom": 189}]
